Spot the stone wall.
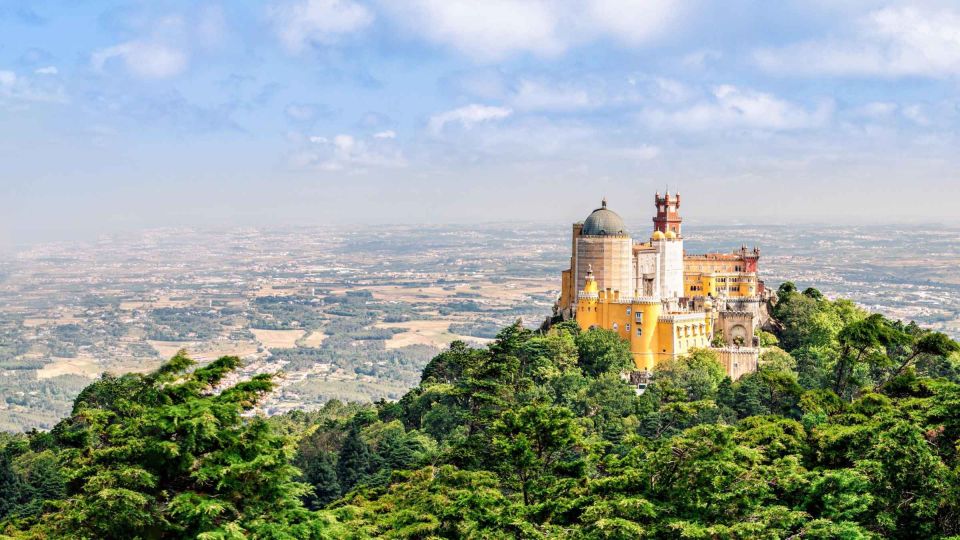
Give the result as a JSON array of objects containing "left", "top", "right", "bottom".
[
  {"left": 575, "top": 235, "right": 633, "bottom": 296},
  {"left": 717, "top": 310, "right": 756, "bottom": 347},
  {"left": 713, "top": 347, "right": 759, "bottom": 380}
]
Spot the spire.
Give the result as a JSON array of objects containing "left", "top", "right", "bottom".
[{"left": 601, "top": 197, "right": 607, "bottom": 209}]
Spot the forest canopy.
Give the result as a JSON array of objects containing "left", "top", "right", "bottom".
[{"left": 2, "top": 283, "right": 960, "bottom": 539}]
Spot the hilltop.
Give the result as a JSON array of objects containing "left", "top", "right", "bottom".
[{"left": 1, "top": 282, "right": 959, "bottom": 538}]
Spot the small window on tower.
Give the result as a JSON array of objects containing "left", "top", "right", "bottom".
[
  {"left": 635, "top": 312, "right": 642, "bottom": 322},
  {"left": 637, "top": 328, "right": 642, "bottom": 336},
  {"left": 626, "top": 307, "right": 631, "bottom": 315},
  {"left": 626, "top": 323, "right": 631, "bottom": 332},
  {"left": 612, "top": 323, "right": 618, "bottom": 331}
]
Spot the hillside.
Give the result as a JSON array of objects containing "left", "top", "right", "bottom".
[{"left": 2, "top": 282, "right": 960, "bottom": 539}]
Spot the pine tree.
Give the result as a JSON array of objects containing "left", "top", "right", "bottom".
[
  {"left": 0, "top": 449, "right": 20, "bottom": 520},
  {"left": 337, "top": 422, "right": 375, "bottom": 495},
  {"left": 304, "top": 451, "right": 340, "bottom": 509},
  {"left": 30, "top": 352, "right": 323, "bottom": 538}
]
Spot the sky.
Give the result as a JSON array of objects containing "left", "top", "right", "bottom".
[{"left": 2, "top": 0, "right": 959, "bottom": 244}]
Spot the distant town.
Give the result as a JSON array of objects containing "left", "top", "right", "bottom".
[{"left": 1, "top": 222, "right": 958, "bottom": 431}]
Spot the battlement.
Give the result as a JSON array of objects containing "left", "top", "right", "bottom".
[
  {"left": 720, "top": 310, "right": 755, "bottom": 318},
  {"left": 658, "top": 312, "right": 706, "bottom": 323}
]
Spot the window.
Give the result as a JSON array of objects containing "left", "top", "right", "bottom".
[
  {"left": 626, "top": 307, "right": 631, "bottom": 315},
  {"left": 626, "top": 323, "right": 631, "bottom": 332},
  {"left": 612, "top": 323, "right": 618, "bottom": 331},
  {"left": 637, "top": 328, "right": 642, "bottom": 336},
  {"left": 635, "top": 311, "right": 642, "bottom": 322}
]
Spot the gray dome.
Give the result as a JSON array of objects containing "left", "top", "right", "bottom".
[{"left": 581, "top": 199, "right": 627, "bottom": 236}]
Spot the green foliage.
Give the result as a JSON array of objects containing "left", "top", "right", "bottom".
[
  {"left": 757, "top": 330, "right": 779, "bottom": 347},
  {"left": 653, "top": 348, "right": 726, "bottom": 402},
  {"left": 575, "top": 328, "right": 634, "bottom": 377},
  {"left": 5, "top": 296, "right": 960, "bottom": 539},
  {"left": 4, "top": 352, "right": 329, "bottom": 538}
]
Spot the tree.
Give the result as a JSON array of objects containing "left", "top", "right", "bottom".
[
  {"left": 877, "top": 331, "right": 960, "bottom": 389},
  {"left": 654, "top": 349, "right": 726, "bottom": 402},
  {"left": 492, "top": 404, "right": 584, "bottom": 506},
  {"left": 337, "top": 421, "right": 377, "bottom": 495},
  {"left": 302, "top": 451, "right": 340, "bottom": 509},
  {"left": 31, "top": 352, "right": 322, "bottom": 539},
  {"left": 834, "top": 314, "right": 908, "bottom": 398},
  {"left": 330, "top": 466, "right": 518, "bottom": 538},
  {"left": 575, "top": 328, "right": 634, "bottom": 377},
  {"left": 518, "top": 327, "right": 580, "bottom": 386},
  {"left": 0, "top": 447, "right": 19, "bottom": 520},
  {"left": 757, "top": 330, "right": 779, "bottom": 347}
]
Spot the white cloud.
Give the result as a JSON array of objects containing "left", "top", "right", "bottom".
[
  {"left": 89, "top": 12, "right": 207, "bottom": 79},
  {"left": 92, "top": 41, "right": 188, "bottom": 79},
  {"left": 296, "top": 132, "right": 405, "bottom": 171},
  {"left": 642, "top": 85, "right": 833, "bottom": 131},
  {"left": 583, "top": 0, "right": 685, "bottom": 46},
  {"left": 755, "top": 6, "right": 960, "bottom": 77},
  {"left": 269, "top": 0, "right": 373, "bottom": 53},
  {"left": 34, "top": 66, "right": 58, "bottom": 75},
  {"left": 373, "top": 130, "right": 396, "bottom": 139},
  {"left": 382, "top": 0, "right": 687, "bottom": 61},
  {"left": 0, "top": 69, "right": 67, "bottom": 104},
  {"left": 383, "top": 0, "right": 561, "bottom": 61},
  {"left": 428, "top": 104, "right": 513, "bottom": 133}
]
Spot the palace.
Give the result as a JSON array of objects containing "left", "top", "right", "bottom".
[{"left": 555, "top": 192, "right": 764, "bottom": 379}]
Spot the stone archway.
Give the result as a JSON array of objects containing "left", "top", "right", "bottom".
[{"left": 730, "top": 324, "right": 748, "bottom": 343}]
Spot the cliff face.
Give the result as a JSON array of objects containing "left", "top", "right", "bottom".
[{"left": 759, "top": 291, "right": 782, "bottom": 333}]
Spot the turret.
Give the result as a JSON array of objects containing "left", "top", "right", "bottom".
[
  {"left": 653, "top": 190, "right": 682, "bottom": 236},
  {"left": 583, "top": 265, "right": 598, "bottom": 294},
  {"left": 576, "top": 265, "right": 599, "bottom": 328}
]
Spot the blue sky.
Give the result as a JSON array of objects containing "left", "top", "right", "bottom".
[{"left": 2, "top": 0, "right": 959, "bottom": 243}]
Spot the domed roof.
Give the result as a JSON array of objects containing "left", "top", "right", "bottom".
[
  {"left": 651, "top": 230, "right": 665, "bottom": 240},
  {"left": 581, "top": 199, "right": 627, "bottom": 236},
  {"left": 665, "top": 230, "right": 677, "bottom": 239}
]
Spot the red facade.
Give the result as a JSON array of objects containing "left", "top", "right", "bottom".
[{"left": 652, "top": 191, "right": 682, "bottom": 235}]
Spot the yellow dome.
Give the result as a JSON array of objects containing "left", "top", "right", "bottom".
[
  {"left": 665, "top": 230, "right": 677, "bottom": 239},
  {"left": 651, "top": 230, "right": 665, "bottom": 240}
]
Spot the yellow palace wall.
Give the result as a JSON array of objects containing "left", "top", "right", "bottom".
[
  {"left": 575, "top": 291, "right": 710, "bottom": 371},
  {"left": 684, "top": 272, "right": 757, "bottom": 298}
]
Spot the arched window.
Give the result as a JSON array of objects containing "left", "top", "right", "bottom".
[{"left": 612, "top": 322, "right": 618, "bottom": 331}]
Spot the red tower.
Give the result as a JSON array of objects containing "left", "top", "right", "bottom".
[{"left": 653, "top": 191, "right": 682, "bottom": 236}]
